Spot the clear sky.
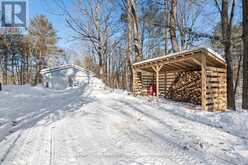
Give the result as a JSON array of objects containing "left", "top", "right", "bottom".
[{"left": 28, "top": 0, "right": 75, "bottom": 49}]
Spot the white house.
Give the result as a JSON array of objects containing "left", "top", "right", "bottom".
[{"left": 40, "top": 65, "right": 94, "bottom": 90}]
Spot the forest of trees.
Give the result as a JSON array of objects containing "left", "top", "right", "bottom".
[
  {"left": 0, "top": 16, "right": 58, "bottom": 85},
  {"left": 0, "top": 0, "right": 247, "bottom": 111}
]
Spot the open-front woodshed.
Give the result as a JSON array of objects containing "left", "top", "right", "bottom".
[{"left": 132, "top": 47, "right": 227, "bottom": 112}]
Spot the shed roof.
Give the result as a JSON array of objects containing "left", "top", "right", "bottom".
[{"left": 133, "top": 47, "right": 226, "bottom": 72}]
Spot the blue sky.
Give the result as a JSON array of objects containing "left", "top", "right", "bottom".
[{"left": 28, "top": 0, "right": 74, "bottom": 49}]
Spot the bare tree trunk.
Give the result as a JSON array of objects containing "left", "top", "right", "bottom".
[
  {"left": 34, "top": 51, "right": 43, "bottom": 85},
  {"left": 126, "top": 0, "right": 133, "bottom": 91},
  {"left": 3, "top": 53, "right": 8, "bottom": 85},
  {"left": 27, "top": 48, "right": 32, "bottom": 83},
  {"left": 108, "top": 52, "right": 111, "bottom": 87},
  {"left": 225, "top": 45, "right": 236, "bottom": 110},
  {"left": 130, "top": 0, "right": 142, "bottom": 62},
  {"left": 170, "top": 0, "right": 179, "bottom": 52},
  {"left": 164, "top": 0, "right": 169, "bottom": 54},
  {"left": 11, "top": 56, "right": 15, "bottom": 84},
  {"left": 242, "top": 0, "right": 248, "bottom": 110},
  {"left": 26, "top": 51, "right": 29, "bottom": 84},
  {"left": 215, "top": 0, "right": 236, "bottom": 110},
  {"left": 98, "top": 51, "right": 104, "bottom": 80},
  {"left": 92, "top": 1, "right": 105, "bottom": 82}
]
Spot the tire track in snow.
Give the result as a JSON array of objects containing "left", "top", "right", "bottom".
[
  {"left": 1, "top": 126, "right": 37, "bottom": 165},
  {"left": 52, "top": 119, "right": 78, "bottom": 165},
  {"left": 49, "top": 126, "right": 55, "bottom": 165},
  {"left": 35, "top": 125, "right": 51, "bottom": 165},
  {"left": 23, "top": 126, "right": 44, "bottom": 165},
  {"left": 13, "top": 127, "right": 42, "bottom": 165},
  {"left": 104, "top": 100, "right": 234, "bottom": 165},
  {"left": 0, "top": 133, "right": 21, "bottom": 164},
  {"left": 130, "top": 102, "right": 244, "bottom": 165},
  {"left": 81, "top": 103, "right": 190, "bottom": 164}
]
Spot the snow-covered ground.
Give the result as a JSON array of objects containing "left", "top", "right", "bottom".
[{"left": 0, "top": 79, "right": 248, "bottom": 165}]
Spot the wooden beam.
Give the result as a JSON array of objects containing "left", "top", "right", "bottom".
[
  {"left": 177, "top": 61, "right": 196, "bottom": 68},
  {"left": 173, "top": 62, "right": 193, "bottom": 70},
  {"left": 191, "top": 57, "right": 202, "bottom": 66},
  {"left": 135, "top": 55, "right": 194, "bottom": 69},
  {"left": 201, "top": 54, "right": 207, "bottom": 111},
  {"left": 165, "top": 63, "right": 185, "bottom": 71}
]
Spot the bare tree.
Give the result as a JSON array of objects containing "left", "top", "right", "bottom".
[
  {"left": 130, "top": 0, "right": 143, "bottom": 62},
  {"left": 170, "top": 0, "right": 180, "bottom": 52},
  {"left": 164, "top": 0, "right": 169, "bottom": 54},
  {"left": 122, "top": 0, "right": 142, "bottom": 90},
  {"left": 214, "top": 0, "right": 236, "bottom": 110},
  {"left": 28, "top": 15, "right": 57, "bottom": 85},
  {"left": 177, "top": 0, "right": 203, "bottom": 49},
  {"left": 0, "top": 35, "right": 9, "bottom": 85},
  {"left": 242, "top": 0, "right": 248, "bottom": 110},
  {"left": 125, "top": 0, "right": 133, "bottom": 90},
  {"left": 57, "top": 0, "right": 117, "bottom": 82}
]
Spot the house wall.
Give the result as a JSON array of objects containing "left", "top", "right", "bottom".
[{"left": 42, "top": 67, "right": 92, "bottom": 90}]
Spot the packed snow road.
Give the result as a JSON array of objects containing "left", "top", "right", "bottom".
[{"left": 0, "top": 80, "right": 247, "bottom": 165}]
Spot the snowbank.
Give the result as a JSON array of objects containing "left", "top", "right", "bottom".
[
  {"left": 133, "top": 96, "right": 248, "bottom": 139},
  {"left": 89, "top": 83, "right": 248, "bottom": 140}
]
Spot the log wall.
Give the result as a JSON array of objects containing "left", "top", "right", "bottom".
[
  {"left": 206, "top": 67, "right": 227, "bottom": 111},
  {"left": 133, "top": 71, "right": 142, "bottom": 95},
  {"left": 134, "top": 71, "right": 177, "bottom": 96}
]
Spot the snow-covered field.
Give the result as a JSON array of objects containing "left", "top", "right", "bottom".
[{"left": 0, "top": 78, "right": 248, "bottom": 165}]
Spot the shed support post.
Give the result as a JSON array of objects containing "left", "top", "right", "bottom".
[
  {"left": 133, "top": 68, "right": 137, "bottom": 94},
  {"left": 156, "top": 70, "right": 159, "bottom": 96},
  {"left": 201, "top": 55, "right": 207, "bottom": 111},
  {"left": 152, "top": 64, "right": 163, "bottom": 97},
  {"left": 164, "top": 71, "right": 167, "bottom": 94}
]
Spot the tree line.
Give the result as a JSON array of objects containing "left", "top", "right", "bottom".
[{"left": 0, "top": 16, "right": 57, "bottom": 85}]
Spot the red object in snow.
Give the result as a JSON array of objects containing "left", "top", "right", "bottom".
[{"left": 148, "top": 84, "right": 156, "bottom": 96}]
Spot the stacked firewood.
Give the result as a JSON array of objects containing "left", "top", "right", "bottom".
[{"left": 166, "top": 71, "right": 201, "bottom": 105}]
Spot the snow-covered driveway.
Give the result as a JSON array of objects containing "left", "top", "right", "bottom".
[{"left": 0, "top": 80, "right": 247, "bottom": 165}]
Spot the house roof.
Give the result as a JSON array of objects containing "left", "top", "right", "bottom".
[{"left": 40, "top": 64, "right": 95, "bottom": 75}]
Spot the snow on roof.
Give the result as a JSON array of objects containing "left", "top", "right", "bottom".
[
  {"left": 133, "top": 47, "right": 225, "bottom": 66},
  {"left": 40, "top": 64, "right": 95, "bottom": 75}
]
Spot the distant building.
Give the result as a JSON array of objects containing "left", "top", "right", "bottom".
[{"left": 41, "top": 64, "right": 94, "bottom": 90}]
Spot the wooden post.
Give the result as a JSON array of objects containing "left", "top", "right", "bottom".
[
  {"left": 201, "top": 54, "right": 207, "bottom": 111},
  {"left": 164, "top": 71, "right": 167, "bottom": 95},
  {"left": 156, "top": 70, "right": 159, "bottom": 96},
  {"left": 152, "top": 64, "right": 163, "bottom": 97},
  {"left": 132, "top": 68, "right": 137, "bottom": 94}
]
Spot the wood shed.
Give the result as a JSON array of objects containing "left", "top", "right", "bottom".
[{"left": 132, "top": 47, "right": 227, "bottom": 112}]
